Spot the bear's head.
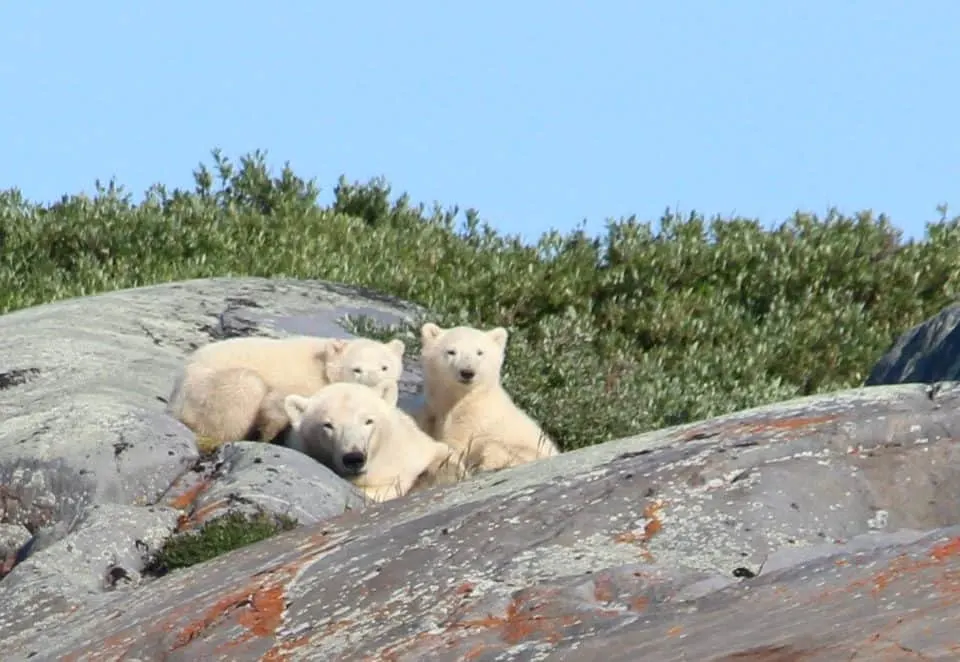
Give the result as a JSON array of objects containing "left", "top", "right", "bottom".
[
  {"left": 420, "top": 322, "right": 508, "bottom": 391},
  {"left": 323, "top": 337, "right": 405, "bottom": 387},
  {"left": 283, "top": 380, "right": 399, "bottom": 477}
]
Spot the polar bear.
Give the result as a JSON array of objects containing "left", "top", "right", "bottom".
[
  {"left": 283, "top": 381, "right": 469, "bottom": 502},
  {"left": 416, "top": 322, "right": 559, "bottom": 472},
  {"left": 167, "top": 334, "right": 405, "bottom": 447}
]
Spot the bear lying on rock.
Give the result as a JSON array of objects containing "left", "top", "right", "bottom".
[
  {"left": 167, "top": 335, "right": 405, "bottom": 447},
  {"left": 284, "top": 381, "right": 469, "bottom": 503}
]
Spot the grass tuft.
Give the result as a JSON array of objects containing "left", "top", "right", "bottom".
[{"left": 144, "top": 509, "right": 299, "bottom": 576}]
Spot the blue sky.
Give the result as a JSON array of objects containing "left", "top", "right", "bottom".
[{"left": 2, "top": 1, "right": 957, "bottom": 243}]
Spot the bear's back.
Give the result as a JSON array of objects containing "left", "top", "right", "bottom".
[{"left": 189, "top": 335, "right": 330, "bottom": 388}]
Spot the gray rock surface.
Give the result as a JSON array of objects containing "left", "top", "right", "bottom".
[
  {"left": 0, "top": 277, "right": 427, "bottom": 649},
  {"left": 0, "top": 503, "right": 180, "bottom": 644},
  {"left": 3, "top": 369, "right": 960, "bottom": 659},
  {"left": 866, "top": 300, "right": 960, "bottom": 385},
  {"left": 162, "top": 441, "right": 369, "bottom": 531}
]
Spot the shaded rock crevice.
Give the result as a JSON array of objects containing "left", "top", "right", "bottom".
[{"left": 0, "top": 367, "right": 41, "bottom": 391}]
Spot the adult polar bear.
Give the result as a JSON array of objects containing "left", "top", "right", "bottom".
[
  {"left": 167, "top": 334, "right": 405, "bottom": 447},
  {"left": 416, "top": 322, "right": 560, "bottom": 472}
]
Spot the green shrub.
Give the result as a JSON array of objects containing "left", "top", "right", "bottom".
[
  {"left": 2, "top": 148, "right": 959, "bottom": 451},
  {"left": 143, "top": 510, "right": 299, "bottom": 576}
]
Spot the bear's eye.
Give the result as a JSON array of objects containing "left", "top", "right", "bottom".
[
  {"left": 476, "top": 349, "right": 484, "bottom": 356},
  {"left": 352, "top": 367, "right": 363, "bottom": 374},
  {"left": 364, "top": 418, "right": 374, "bottom": 425},
  {"left": 381, "top": 365, "right": 388, "bottom": 371},
  {"left": 322, "top": 422, "right": 334, "bottom": 431},
  {"left": 446, "top": 349, "right": 456, "bottom": 356}
]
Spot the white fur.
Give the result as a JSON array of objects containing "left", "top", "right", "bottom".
[
  {"left": 284, "top": 381, "right": 467, "bottom": 502},
  {"left": 167, "top": 335, "right": 405, "bottom": 446},
  {"left": 416, "top": 322, "right": 559, "bottom": 472}
]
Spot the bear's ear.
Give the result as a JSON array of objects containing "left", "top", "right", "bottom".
[
  {"left": 326, "top": 338, "right": 349, "bottom": 357},
  {"left": 386, "top": 338, "right": 405, "bottom": 358},
  {"left": 314, "top": 338, "right": 347, "bottom": 363},
  {"left": 421, "top": 322, "right": 443, "bottom": 345},
  {"left": 373, "top": 380, "right": 399, "bottom": 408},
  {"left": 487, "top": 327, "right": 508, "bottom": 348},
  {"left": 283, "top": 394, "right": 311, "bottom": 428}
]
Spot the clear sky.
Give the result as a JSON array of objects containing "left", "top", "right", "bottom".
[{"left": 2, "top": 1, "right": 957, "bottom": 244}]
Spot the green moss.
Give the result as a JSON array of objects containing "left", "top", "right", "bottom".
[
  {"left": 2, "top": 148, "right": 958, "bottom": 453},
  {"left": 145, "top": 510, "right": 299, "bottom": 576}
]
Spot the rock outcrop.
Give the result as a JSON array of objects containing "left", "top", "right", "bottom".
[
  {"left": 866, "top": 300, "right": 960, "bottom": 385},
  {"left": 0, "top": 277, "right": 423, "bottom": 652},
  {"left": 1, "top": 278, "right": 959, "bottom": 660}
]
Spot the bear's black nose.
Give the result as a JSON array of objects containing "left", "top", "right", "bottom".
[
  {"left": 341, "top": 451, "right": 367, "bottom": 474},
  {"left": 459, "top": 368, "right": 476, "bottom": 381}
]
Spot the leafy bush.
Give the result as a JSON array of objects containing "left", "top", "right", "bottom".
[
  {"left": 2, "top": 148, "right": 958, "bottom": 451},
  {"left": 143, "top": 509, "right": 299, "bottom": 576}
]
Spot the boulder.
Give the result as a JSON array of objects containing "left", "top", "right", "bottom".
[
  {"left": 0, "top": 277, "right": 424, "bottom": 646},
  {"left": 865, "top": 300, "right": 960, "bottom": 385},
  {"left": 162, "top": 441, "right": 369, "bottom": 531},
  {"left": 2, "top": 278, "right": 959, "bottom": 659}
]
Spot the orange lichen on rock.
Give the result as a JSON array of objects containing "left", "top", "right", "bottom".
[
  {"left": 741, "top": 414, "right": 838, "bottom": 435},
  {"left": 161, "top": 474, "right": 220, "bottom": 533},
  {"left": 237, "top": 584, "right": 287, "bottom": 637},
  {"left": 443, "top": 588, "right": 581, "bottom": 648},
  {"left": 630, "top": 596, "right": 649, "bottom": 612},
  {"left": 173, "top": 586, "right": 259, "bottom": 649},
  {"left": 681, "top": 414, "right": 839, "bottom": 445},
  {"left": 613, "top": 499, "right": 665, "bottom": 549},
  {"left": 592, "top": 574, "right": 616, "bottom": 603},
  {"left": 174, "top": 535, "right": 344, "bottom": 654},
  {"left": 261, "top": 634, "right": 312, "bottom": 662},
  {"left": 58, "top": 531, "right": 340, "bottom": 662},
  {"left": 166, "top": 477, "right": 213, "bottom": 510},
  {"left": 180, "top": 497, "right": 231, "bottom": 530},
  {"left": 812, "top": 536, "right": 960, "bottom": 606},
  {"left": 373, "top": 577, "right": 654, "bottom": 662},
  {"left": 613, "top": 531, "right": 642, "bottom": 544},
  {"left": 930, "top": 536, "right": 960, "bottom": 562},
  {"left": 642, "top": 500, "right": 664, "bottom": 538},
  {"left": 463, "top": 642, "right": 491, "bottom": 661},
  {"left": 493, "top": 597, "right": 580, "bottom": 645}
]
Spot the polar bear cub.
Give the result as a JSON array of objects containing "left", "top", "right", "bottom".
[
  {"left": 416, "top": 322, "right": 559, "bottom": 472},
  {"left": 283, "top": 381, "right": 468, "bottom": 503},
  {"left": 167, "top": 335, "right": 405, "bottom": 447}
]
